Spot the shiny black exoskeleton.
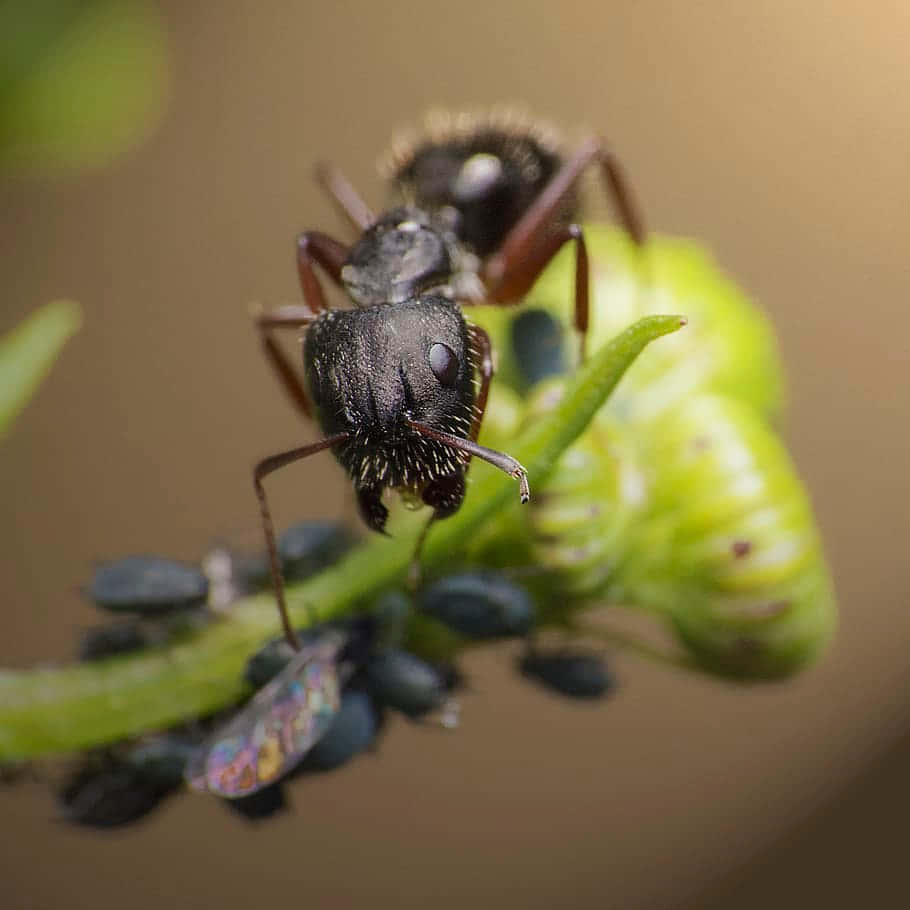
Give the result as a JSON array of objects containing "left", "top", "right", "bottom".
[
  {"left": 305, "top": 295, "right": 475, "bottom": 531},
  {"left": 340, "top": 206, "right": 462, "bottom": 305}
]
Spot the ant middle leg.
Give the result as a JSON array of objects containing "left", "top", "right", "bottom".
[
  {"left": 489, "top": 135, "right": 645, "bottom": 283},
  {"left": 255, "top": 231, "right": 351, "bottom": 419},
  {"left": 486, "top": 222, "right": 591, "bottom": 364},
  {"left": 294, "top": 230, "right": 349, "bottom": 310},
  {"left": 483, "top": 135, "right": 644, "bottom": 362}
]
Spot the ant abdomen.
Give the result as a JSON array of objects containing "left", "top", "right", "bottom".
[{"left": 385, "top": 111, "right": 567, "bottom": 257}]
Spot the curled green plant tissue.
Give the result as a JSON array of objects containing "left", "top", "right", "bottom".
[
  {"left": 469, "top": 227, "right": 834, "bottom": 679},
  {"left": 517, "top": 389, "right": 834, "bottom": 679},
  {"left": 0, "top": 300, "right": 81, "bottom": 439},
  {"left": 625, "top": 394, "right": 834, "bottom": 678}
]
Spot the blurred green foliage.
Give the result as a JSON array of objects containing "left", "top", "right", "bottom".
[
  {"left": 0, "top": 0, "right": 170, "bottom": 175},
  {"left": 0, "top": 299, "right": 81, "bottom": 439}
]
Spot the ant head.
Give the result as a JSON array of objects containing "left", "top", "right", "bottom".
[
  {"left": 386, "top": 112, "right": 564, "bottom": 257},
  {"left": 304, "top": 296, "right": 474, "bottom": 480},
  {"left": 341, "top": 207, "right": 456, "bottom": 306}
]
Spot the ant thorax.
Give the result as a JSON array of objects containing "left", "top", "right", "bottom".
[
  {"left": 339, "top": 206, "right": 481, "bottom": 306},
  {"left": 303, "top": 296, "right": 475, "bottom": 495}
]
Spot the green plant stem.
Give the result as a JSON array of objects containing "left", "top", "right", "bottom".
[{"left": 0, "top": 315, "right": 685, "bottom": 761}]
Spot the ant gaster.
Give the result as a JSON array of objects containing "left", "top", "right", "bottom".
[
  {"left": 381, "top": 109, "right": 647, "bottom": 360},
  {"left": 253, "top": 192, "right": 527, "bottom": 648}
]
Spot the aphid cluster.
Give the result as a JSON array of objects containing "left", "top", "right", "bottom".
[{"left": 48, "top": 534, "right": 613, "bottom": 827}]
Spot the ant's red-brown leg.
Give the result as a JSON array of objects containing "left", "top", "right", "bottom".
[
  {"left": 468, "top": 324, "right": 494, "bottom": 444},
  {"left": 595, "top": 142, "right": 646, "bottom": 246},
  {"left": 255, "top": 231, "right": 351, "bottom": 419},
  {"left": 295, "top": 230, "right": 349, "bottom": 309},
  {"left": 483, "top": 137, "right": 644, "bottom": 351},
  {"left": 255, "top": 305, "right": 318, "bottom": 419},
  {"left": 486, "top": 222, "right": 591, "bottom": 363},
  {"left": 314, "top": 162, "right": 375, "bottom": 234},
  {"left": 254, "top": 434, "right": 349, "bottom": 649},
  {"left": 487, "top": 137, "right": 644, "bottom": 298},
  {"left": 569, "top": 224, "right": 590, "bottom": 363}
]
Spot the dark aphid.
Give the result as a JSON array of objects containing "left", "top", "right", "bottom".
[
  {"left": 382, "top": 108, "right": 647, "bottom": 360},
  {"left": 295, "top": 688, "right": 383, "bottom": 772},
  {"left": 243, "top": 635, "right": 300, "bottom": 689},
  {"left": 518, "top": 650, "right": 614, "bottom": 699},
  {"left": 278, "top": 520, "right": 356, "bottom": 582},
  {"left": 59, "top": 765, "right": 167, "bottom": 828},
  {"left": 89, "top": 556, "right": 208, "bottom": 615},
  {"left": 371, "top": 589, "right": 413, "bottom": 641},
  {"left": 364, "top": 648, "right": 457, "bottom": 718},
  {"left": 77, "top": 620, "right": 150, "bottom": 661},
  {"left": 58, "top": 745, "right": 187, "bottom": 829},
  {"left": 418, "top": 571, "right": 535, "bottom": 639},
  {"left": 123, "top": 735, "right": 197, "bottom": 789},
  {"left": 186, "top": 629, "right": 349, "bottom": 798},
  {"left": 510, "top": 308, "right": 568, "bottom": 388},
  {"left": 220, "top": 783, "right": 288, "bottom": 821}
]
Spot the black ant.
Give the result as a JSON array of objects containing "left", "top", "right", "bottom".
[
  {"left": 251, "top": 109, "right": 646, "bottom": 648},
  {"left": 381, "top": 109, "right": 647, "bottom": 360}
]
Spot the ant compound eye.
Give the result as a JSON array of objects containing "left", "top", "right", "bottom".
[{"left": 428, "top": 342, "right": 459, "bottom": 386}]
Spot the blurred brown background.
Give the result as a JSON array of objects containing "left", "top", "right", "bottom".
[{"left": 2, "top": 2, "right": 908, "bottom": 908}]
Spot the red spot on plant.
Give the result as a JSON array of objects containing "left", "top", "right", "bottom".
[{"left": 731, "top": 540, "right": 752, "bottom": 558}]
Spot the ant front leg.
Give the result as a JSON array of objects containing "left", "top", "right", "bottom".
[
  {"left": 294, "top": 230, "right": 349, "bottom": 311},
  {"left": 256, "top": 231, "right": 351, "bottom": 420}
]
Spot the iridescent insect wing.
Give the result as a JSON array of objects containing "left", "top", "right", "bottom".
[{"left": 185, "top": 631, "right": 344, "bottom": 798}]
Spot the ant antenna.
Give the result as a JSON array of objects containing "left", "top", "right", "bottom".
[{"left": 404, "top": 420, "right": 529, "bottom": 503}]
